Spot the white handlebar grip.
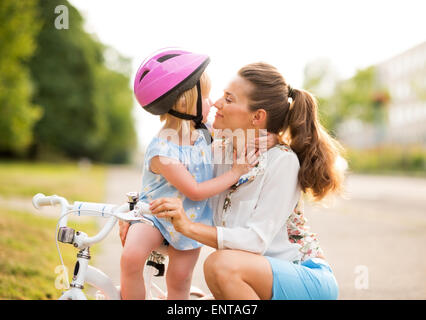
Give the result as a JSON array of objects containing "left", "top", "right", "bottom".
[
  {"left": 73, "top": 201, "right": 117, "bottom": 216},
  {"left": 32, "top": 193, "right": 50, "bottom": 209}
]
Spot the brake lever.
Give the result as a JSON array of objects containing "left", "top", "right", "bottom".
[{"left": 112, "top": 201, "right": 153, "bottom": 225}]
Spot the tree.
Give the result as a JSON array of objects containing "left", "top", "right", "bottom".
[
  {"left": 90, "top": 49, "right": 136, "bottom": 163},
  {"left": 302, "top": 58, "right": 340, "bottom": 134},
  {"left": 28, "top": 0, "right": 136, "bottom": 162},
  {"left": 333, "top": 66, "right": 390, "bottom": 124},
  {"left": 302, "top": 61, "right": 391, "bottom": 135},
  {"left": 29, "top": 0, "right": 101, "bottom": 158},
  {"left": 0, "top": 0, "right": 42, "bottom": 155}
]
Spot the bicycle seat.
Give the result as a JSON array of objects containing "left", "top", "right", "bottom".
[{"left": 155, "top": 242, "right": 169, "bottom": 256}]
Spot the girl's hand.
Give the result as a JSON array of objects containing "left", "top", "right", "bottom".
[
  {"left": 247, "top": 131, "right": 279, "bottom": 154},
  {"left": 149, "top": 198, "right": 190, "bottom": 234},
  {"left": 118, "top": 220, "right": 130, "bottom": 247},
  {"left": 264, "top": 132, "right": 279, "bottom": 150},
  {"left": 231, "top": 146, "right": 260, "bottom": 176}
]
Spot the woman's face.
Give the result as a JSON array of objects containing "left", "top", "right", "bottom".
[{"left": 212, "top": 76, "right": 253, "bottom": 131}]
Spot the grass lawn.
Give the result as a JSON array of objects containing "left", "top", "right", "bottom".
[
  {"left": 346, "top": 146, "right": 426, "bottom": 177},
  {"left": 0, "top": 208, "right": 99, "bottom": 299},
  {"left": 0, "top": 161, "right": 106, "bottom": 202},
  {"left": 0, "top": 161, "right": 107, "bottom": 299}
]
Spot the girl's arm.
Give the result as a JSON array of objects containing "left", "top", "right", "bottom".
[
  {"left": 150, "top": 148, "right": 258, "bottom": 202},
  {"left": 151, "top": 150, "right": 301, "bottom": 254}
]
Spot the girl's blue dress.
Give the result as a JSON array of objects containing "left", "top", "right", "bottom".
[{"left": 139, "top": 130, "right": 214, "bottom": 250}]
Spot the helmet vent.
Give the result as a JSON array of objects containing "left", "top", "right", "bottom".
[
  {"left": 157, "top": 53, "right": 181, "bottom": 63},
  {"left": 139, "top": 70, "right": 149, "bottom": 82}
]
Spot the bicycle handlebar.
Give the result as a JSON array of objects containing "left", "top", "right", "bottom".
[
  {"left": 72, "top": 201, "right": 117, "bottom": 217},
  {"left": 33, "top": 193, "right": 69, "bottom": 209},
  {"left": 32, "top": 193, "right": 154, "bottom": 249},
  {"left": 33, "top": 193, "right": 72, "bottom": 228}
]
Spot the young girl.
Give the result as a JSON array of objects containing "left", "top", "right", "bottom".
[{"left": 120, "top": 49, "right": 257, "bottom": 300}]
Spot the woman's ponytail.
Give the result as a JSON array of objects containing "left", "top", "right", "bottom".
[
  {"left": 287, "top": 87, "right": 345, "bottom": 200},
  {"left": 238, "top": 62, "right": 345, "bottom": 201}
]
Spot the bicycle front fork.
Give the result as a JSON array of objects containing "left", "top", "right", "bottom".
[
  {"left": 58, "top": 248, "right": 91, "bottom": 300},
  {"left": 70, "top": 247, "right": 91, "bottom": 290}
]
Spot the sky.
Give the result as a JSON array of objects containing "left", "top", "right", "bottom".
[{"left": 69, "top": 0, "right": 426, "bottom": 149}]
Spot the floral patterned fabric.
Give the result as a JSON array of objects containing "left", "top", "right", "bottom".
[
  {"left": 222, "top": 149, "right": 267, "bottom": 212},
  {"left": 287, "top": 200, "right": 324, "bottom": 262},
  {"left": 278, "top": 145, "right": 324, "bottom": 262},
  {"left": 220, "top": 142, "right": 323, "bottom": 262},
  {"left": 139, "top": 130, "right": 214, "bottom": 250}
]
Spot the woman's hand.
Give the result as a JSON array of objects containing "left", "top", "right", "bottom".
[
  {"left": 118, "top": 220, "right": 130, "bottom": 247},
  {"left": 149, "top": 197, "right": 191, "bottom": 234},
  {"left": 150, "top": 197, "right": 219, "bottom": 249}
]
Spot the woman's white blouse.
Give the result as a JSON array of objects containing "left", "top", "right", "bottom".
[{"left": 210, "top": 142, "right": 304, "bottom": 263}]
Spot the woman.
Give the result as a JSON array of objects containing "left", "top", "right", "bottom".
[{"left": 122, "top": 62, "right": 345, "bottom": 300}]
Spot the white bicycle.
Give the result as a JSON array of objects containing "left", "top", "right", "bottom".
[{"left": 32, "top": 192, "right": 212, "bottom": 300}]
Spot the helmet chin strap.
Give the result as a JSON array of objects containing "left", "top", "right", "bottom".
[{"left": 167, "top": 81, "right": 212, "bottom": 144}]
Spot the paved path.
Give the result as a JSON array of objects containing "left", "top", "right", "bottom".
[
  {"left": 304, "top": 174, "right": 426, "bottom": 299},
  {"left": 96, "top": 167, "right": 426, "bottom": 300}
]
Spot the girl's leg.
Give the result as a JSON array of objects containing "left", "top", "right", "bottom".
[
  {"left": 120, "top": 222, "right": 164, "bottom": 300},
  {"left": 166, "top": 246, "right": 201, "bottom": 300},
  {"left": 203, "top": 249, "right": 273, "bottom": 300}
]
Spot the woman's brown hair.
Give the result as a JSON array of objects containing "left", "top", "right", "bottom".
[{"left": 238, "top": 62, "right": 345, "bottom": 201}]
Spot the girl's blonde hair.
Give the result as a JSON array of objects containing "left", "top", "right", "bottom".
[{"left": 160, "top": 72, "right": 211, "bottom": 133}]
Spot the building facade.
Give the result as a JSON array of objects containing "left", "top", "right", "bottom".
[{"left": 338, "top": 41, "right": 426, "bottom": 148}]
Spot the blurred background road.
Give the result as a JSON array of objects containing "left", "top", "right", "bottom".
[
  {"left": 96, "top": 166, "right": 426, "bottom": 300},
  {"left": 304, "top": 174, "right": 426, "bottom": 299}
]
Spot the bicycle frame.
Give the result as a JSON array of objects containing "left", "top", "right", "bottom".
[
  {"left": 59, "top": 248, "right": 121, "bottom": 300},
  {"left": 32, "top": 193, "right": 212, "bottom": 300}
]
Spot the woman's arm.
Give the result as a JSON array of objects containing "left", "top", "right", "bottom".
[
  {"left": 150, "top": 148, "right": 259, "bottom": 202},
  {"left": 216, "top": 152, "right": 300, "bottom": 254},
  {"left": 149, "top": 197, "right": 218, "bottom": 248},
  {"left": 151, "top": 150, "right": 301, "bottom": 254}
]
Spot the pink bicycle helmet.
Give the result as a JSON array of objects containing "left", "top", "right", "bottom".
[{"left": 134, "top": 48, "right": 210, "bottom": 132}]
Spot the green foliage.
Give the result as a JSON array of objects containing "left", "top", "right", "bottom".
[
  {"left": 0, "top": 0, "right": 42, "bottom": 155},
  {"left": 25, "top": 0, "right": 136, "bottom": 163},
  {"left": 411, "top": 72, "right": 426, "bottom": 102},
  {"left": 303, "top": 60, "right": 391, "bottom": 135},
  {"left": 89, "top": 54, "right": 136, "bottom": 163},
  {"left": 0, "top": 208, "right": 98, "bottom": 299},
  {"left": 29, "top": 0, "right": 101, "bottom": 159},
  {"left": 347, "top": 146, "right": 426, "bottom": 176},
  {"left": 331, "top": 67, "right": 390, "bottom": 125},
  {"left": 0, "top": 0, "right": 136, "bottom": 162}
]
